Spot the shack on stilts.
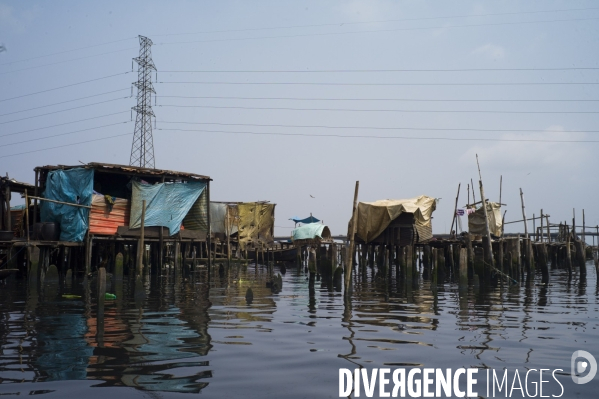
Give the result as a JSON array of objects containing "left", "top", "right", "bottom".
[
  {"left": 3, "top": 162, "right": 213, "bottom": 284},
  {"left": 210, "top": 201, "right": 279, "bottom": 262}
]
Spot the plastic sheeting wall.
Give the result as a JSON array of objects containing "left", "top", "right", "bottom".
[
  {"left": 209, "top": 203, "right": 239, "bottom": 236},
  {"left": 129, "top": 180, "right": 206, "bottom": 235},
  {"left": 40, "top": 168, "right": 94, "bottom": 242}
]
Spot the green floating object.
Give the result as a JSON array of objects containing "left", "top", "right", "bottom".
[
  {"left": 105, "top": 293, "right": 117, "bottom": 300},
  {"left": 62, "top": 294, "right": 81, "bottom": 299}
]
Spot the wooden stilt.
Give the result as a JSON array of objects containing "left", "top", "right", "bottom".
[{"left": 345, "top": 181, "right": 359, "bottom": 294}]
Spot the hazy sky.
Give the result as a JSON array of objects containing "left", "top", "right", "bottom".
[{"left": 1, "top": 1, "right": 598, "bottom": 238}]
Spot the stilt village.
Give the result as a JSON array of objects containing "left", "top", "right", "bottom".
[
  {"left": 1, "top": 36, "right": 598, "bottom": 304},
  {"left": 1, "top": 158, "right": 598, "bottom": 300}
]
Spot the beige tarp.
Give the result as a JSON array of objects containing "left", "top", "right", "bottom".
[
  {"left": 352, "top": 195, "right": 436, "bottom": 243},
  {"left": 237, "top": 202, "right": 275, "bottom": 249},
  {"left": 468, "top": 202, "right": 503, "bottom": 237}
]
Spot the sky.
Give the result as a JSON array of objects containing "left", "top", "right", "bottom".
[{"left": 1, "top": 0, "right": 598, "bottom": 239}]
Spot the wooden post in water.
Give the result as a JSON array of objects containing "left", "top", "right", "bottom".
[
  {"left": 498, "top": 239, "right": 504, "bottom": 273},
  {"left": 226, "top": 206, "right": 231, "bottom": 261},
  {"left": 345, "top": 181, "right": 359, "bottom": 294},
  {"left": 566, "top": 229, "right": 573, "bottom": 277},
  {"left": 97, "top": 266, "right": 106, "bottom": 345},
  {"left": 519, "top": 188, "right": 529, "bottom": 239},
  {"left": 540, "top": 210, "right": 544, "bottom": 242},
  {"left": 115, "top": 252, "right": 123, "bottom": 281},
  {"left": 459, "top": 248, "right": 468, "bottom": 288},
  {"left": 449, "top": 183, "right": 461, "bottom": 238},
  {"left": 545, "top": 214, "right": 551, "bottom": 243},
  {"left": 406, "top": 245, "right": 413, "bottom": 280},
  {"left": 574, "top": 239, "right": 586, "bottom": 276},
  {"left": 476, "top": 155, "right": 494, "bottom": 268},
  {"left": 431, "top": 248, "right": 438, "bottom": 286},
  {"left": 136, "top": 200, "right": 146, "bottom": 276}
]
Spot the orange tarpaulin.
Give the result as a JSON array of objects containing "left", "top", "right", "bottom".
[{"left": 89, "top": 194, "right": 130, "bottom": 235}]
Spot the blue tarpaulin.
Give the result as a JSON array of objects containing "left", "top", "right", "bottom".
[
  {"left": 40, "top": 168, "right": 94, "bottom": 242},
  {"left": 289, "top": 215, "right": 320, "bottom": 224},
  {"left": 129, "top": 180, "right": 206, "bottom": 235}
]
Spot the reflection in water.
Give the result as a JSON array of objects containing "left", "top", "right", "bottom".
[{"left": 0, "top": 260, "right": 598, "bottom": 397}]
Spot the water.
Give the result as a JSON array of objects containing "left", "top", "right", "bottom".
[{"left": 1, "top": 262, "right": 598, "bottom": 398}]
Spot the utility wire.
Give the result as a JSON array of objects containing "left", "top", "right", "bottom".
[
  {"left": 0, "top": 48, "right": 137, "bottom": 75},
  {"left": 158, "top": 127, "right": 599, "bottom": 143},
  {"left": 3, "top": 7, "right": 591, "bottom": 67},
  {"left": 158, "top": 104, "right": 599, "bottom": 114},
  {"left": 158, "top": 94, "right": 599, "bottom": 102},
  {"left": 0, "top": 97, "right": 130, "bottom": 125},
  {"left": 0, "top": 111, "right": 129, "bottom": 138},
  {"left": 156, "top": 16, "right": 599, "bottom": 45},
  {"left": 0, "top": 72, "right": 130, "bottom": 103},
  {"left": 151, "top": 7, "right": 599, "bottom": 37},
  {"left": 0, "top": 88, "right": 130, "bottom": 118},
  {"left": 0, "top": 133, "right": 132, "bottom": 159},
  {"left": 1, "top": 121, "right": 130, "bottom": 147},
  {"left": 160, "top": 67, "right": 599, "bottom": 73},
  {"left": 157, "top": 81, "right": 599, "bottom": 86},
  {"left": 157, "top": 120, "right": 599, "bottom": 134},
  {"left": 0, "top": 37, "right": 137, "bottom": 66}
]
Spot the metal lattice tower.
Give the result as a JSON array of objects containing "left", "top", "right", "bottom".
[{"left": 129, "top": 35, "right": 156, "bottom": 169}]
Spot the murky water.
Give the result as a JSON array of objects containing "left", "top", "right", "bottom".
[{"left": 1, "top": 262, "right": 598, "bottom": 398}]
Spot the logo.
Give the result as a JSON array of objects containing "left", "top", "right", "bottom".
[{"left": 571, "top": 350, "right": 597, "bottom": 384}]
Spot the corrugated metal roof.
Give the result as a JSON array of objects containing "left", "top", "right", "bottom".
[
  {"left": 0, "top": 176, "right": 35, "bottom": 193},
  {"left": 35, "top": 162, "right": 211, "bottom": 181}
]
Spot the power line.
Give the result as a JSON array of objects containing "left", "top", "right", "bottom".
[
  {"left": 0, "top": 97, "right": 130, "bottom": 125},
  {"left": 156, "top": 16, "right": 599, "bottom": 46},
  {"left": 158, "top": 94, "right": 599, "bottom": 102},
  {"left": 160, "top": 67, "right": 599, "bottom": 73},
  {"left": 0, "top": 111, "right": 129, "bottom": 138},
  {"left": 0, "top": 133, "right": 132, "bottom": 159},
  {"left": 0, "top": 88, "right": 130, "bottom": 118},
  {"left": 0, "top": 48, "right": 137, "bottom": 75},
  {"left": 157, "top": 120, "right": 599, "bottom": 134},
  {"left": 158, "top": 104, "right": 599, "bottom": 114},
  {"left": 0, "top": 72, "right": 130, "bottom": 103},
  {"left": 1, "top": 121, "right": 130, "bottom": 147},
  {"left": 151, "top": 7, "right": 599, "bottom": 37},
  {"left": 158, "top": 127, "right": 599, "bottom": 143},
  {"left": 3, "top": 6, "right": 592, "bottom": 68},
  {"left": 157, "top": 81, "right": 599, "bottom": 86},
  {"left": 0, "top": 37, "right": 137, "bottom": 66}
]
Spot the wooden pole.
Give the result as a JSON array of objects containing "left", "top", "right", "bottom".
[
  {"left": 28, "top": 196, "right": 91, "bottom": 209},
  {"left": 476, "top": 155, "right": 494, "bottom": 267},
  {"left": 345, "top": 181, "right": 359, "bottom": 294},
  {"left": 582, "top": 209, "right": 586, "bottom": 244},
  {"left": 471, "top": 178, "right": 476, "bottom": 204},
  {"left": 519, "top": 188, "right": 529, "bottom": 239},
  {"left": 459, "top": 247, "right": 468, "bottom": 288},
  {"left": 545, "top": 214, "right": 551, "bottom": 243},
  {"left": 24, "top": 189, "right": 30, "bottom": 243},
  {"left": 3, "top": 183, "right": 11, "bottom": 231},
  {"left": 467, "top": 184, "right": 470, "bottom": 207},
  {"left": 136, "top": 199, "right": 145, "bottom": 276},
  {"left": 33, "top": 169, "right": 39, "bottom": 225},
  {"left": 226, "top": 205, "right": 231, "bottom": 261},
  {"left": 449, "top": 183, "right": 461, "bottom": 237},
  {"left": 540, "top": 209, "right": 544, "bottom": 242},
  {"left": 499, "top": 175, "right": 502, "bottom": 205},
  {"left": 206, "top": 181, "right": 212, "bottom": 274}
]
